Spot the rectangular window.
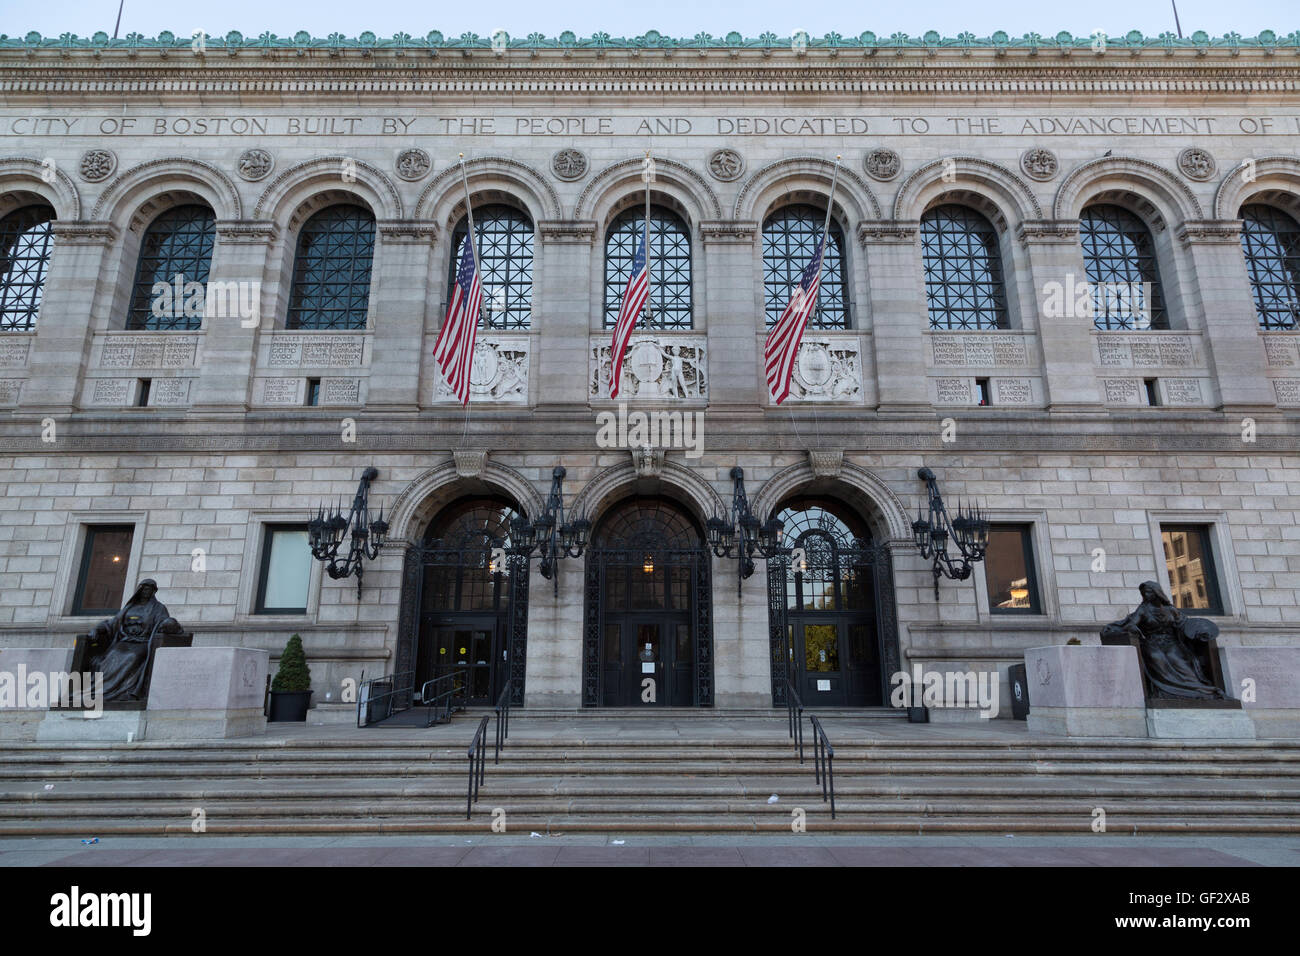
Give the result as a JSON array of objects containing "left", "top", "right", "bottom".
[
  {"left": 975, "top": 378, "right": 991, "bottom": 406},
  {"left": 306, "top": 378, "right": 321, "bottom": 406},
  {"left": 72, "top": 525, "right": 135, "bottom": 615},
  {"left": 1160, "top": 525, "right": 1224, "bottom": 614},
  {"left": 255, "top": 524, "right": 312, "bottom": 614},
  {"left": 984, "top": 524, "right": 1041, "bottom": 614}
]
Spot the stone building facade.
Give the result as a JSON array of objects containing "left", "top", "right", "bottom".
[{"left": 0, "top": 30, "right": 1297, "bottom": 716}]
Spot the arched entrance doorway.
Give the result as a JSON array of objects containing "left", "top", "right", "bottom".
[
  {"left": 582, "top": 496, "right": 713, "bottom": 707},
  {"left": 396, "top": 496, "right": 529, "bottom": 707},
  {"left": 767, "top": 497, "right": 898, "bottom": 707}
]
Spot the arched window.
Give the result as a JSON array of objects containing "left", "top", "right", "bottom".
[
  {"left": 0, "top": 204, "right": 55, "bottom": 332},
  {"left": 126, "top": 204, "right": 216, "bottom": 331},
  {"left": 920, "top": 204, "right": 1009, "bottom": 330},
  {"left": 775, "top": 498, "right": 873, "bottom": 612},
  {"left": 421, "top": 497, "right": 522, "bottom": 612},
  {"left": 1240, "top": 204, "right": 1300, "bottom": 331},
  {"left": 763, "top": 205, "right": 850, "bottom": 329},
  {"left": 449, "top": 204, "right": 534, "bottom": 330},
  {"left": 603, "top": 205, "right": 692, "bottom": 330},
  {"left": 287, "top": 204, "right": 375, "bottom": 330},
  {"left": 1079, "top": 204, "right": 1168, "bottom": 330}
]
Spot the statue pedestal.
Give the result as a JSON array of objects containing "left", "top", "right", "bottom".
[
  {"left": 145, "top": 647, "right": 269, "bottom": 739},
  {"left": 1218, "top": 646, "right": 1300, "bottom": 738},
  {"left": 1024, "top": 645, "right": 1148, "bottom": 737},
  {"left": 1146, "top": 706, "right": 1256, "bottom": 739},
  {"left": 37, "top": 710, "right": 147, "bottom": 742}
]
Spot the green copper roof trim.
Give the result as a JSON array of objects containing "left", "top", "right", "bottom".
[{"left": 1, "top": 29, "right": 1297, "bottom": 54}]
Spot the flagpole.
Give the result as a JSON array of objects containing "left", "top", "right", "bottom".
[
  {"left": 458, "top": 153, "right": 478, "bottom": 428},
  {"left": 643, "top": 149, "right": 652, "bottom": 324},
  {"left": 815, "top": 155, "right": 842, "bottom": 286}
]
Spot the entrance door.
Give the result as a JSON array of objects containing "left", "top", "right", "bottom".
[
  {"left": 792, "top": 618, "right": 877, "bottom": 707},
  {"left": 601, "top": 616, "right": 692, "bottom": 706},
  {"left": 418, "top": 617, "right": 501, "bottom": 706}
]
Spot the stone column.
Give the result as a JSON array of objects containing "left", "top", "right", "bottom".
[
  {"left": 1177, "top": 221, "right": 1276, "bottom": 412},
  {"left": 367, "top": 221, "right": 438, "bottom": 411},
  {"left": 535, "top": 220, "right": 596, "bottom": 409},
  {"left": 189, "top": 221, "right": 279, "bottom": 413},
  {"left": 701, "top": 220, "right": 760, "bottom": 410},
  {"left": 857, "top": 221, "right": 930, "bottom": 413},
  {"left": 21, "top": 222, "right": 118, "bottom": 413},
  {"left": 1017, "top": 220, "right": 1105, "bottom": 411}
]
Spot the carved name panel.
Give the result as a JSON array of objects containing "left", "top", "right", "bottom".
[
  {"left": 434, "top": 336, "right": 530, "bottom": 404},
  {"left": 90, "top": 379, "right": 132, "bottom": 406},
  {"left": 1093, "top": 334, "right": 1198, "bottom": 369},
  {"left": 149, "top": 378, "right": 191, "bottom": 406},
  {"left": 934, "top": 378, "right": 972, "bottom": 404},
  {"left": 96, "top": 335, "right": 200, "bottom": 369},
  {"left": 0, "top": 380, "right": 20, "bottom": 405},
  {"left": 322, "top": 378, "right": 361, "bottom": 405},
  {"left": 1264, "top": 337, "right": 1300, "bottom": 368},
  {"left": 1102, "top": 378, "right": 1144, "bottom": 405},
  {"left": 590, "top": 335, "right": 707, "bottom": 400},
  {"left": 0, "top": 340, "right": 31, "bottom": 369},
  {"left": 1274, "top": 379, "right": 1300, "bottom": 406},
  {"left": 257, "top": 377, "right": 304, "bottom": 406},
  {"left": 264, "top": 334, "right": 366, "bottom": 369},
  {"left": 930, "top": 334, "right": 1028, "bottom": 367},
  {"left": 993, "top": 378, "right": 1034, "bottom": 405},
  {"left": 781, "top": 338, "right": 863, "bottom": 403},
  {"left": 1161, "top": 378, "right": 1203, "bottom": 405}
]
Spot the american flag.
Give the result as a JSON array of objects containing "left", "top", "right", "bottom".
[
  {"left": 432, "top": 229, "right": 483, "bottom": 405},
  {"left": 764, "top": 236, "right": 825, "bottom": 404},
  {"left": 608, "top": 224, "right": 650, "bottom": 399}
]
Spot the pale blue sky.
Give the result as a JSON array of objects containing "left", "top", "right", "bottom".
[{"left": 2, "top": 0, "right": 1295, "bottom": 40}]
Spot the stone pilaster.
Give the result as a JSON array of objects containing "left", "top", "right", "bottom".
[
  {"left": 189, "top": 220, "right": 279, "bottom": 413},
  {"left": 21, "top": 222, "right": 118, "bottom": 413},
  {"left": 701, "top": 220, "right": 760, "bottom": 409},
  {"left": 1016, "top": 220, "right": 1105, "bottom": 411},
  {"left": 857, "top": 221, "right": 930, "bottom": 413},
  {"left": 367, "top": 220, "right": 438, "bottom": 411},
  {"left": 535, "top": 220, "right": 597, "bottom": 409},
  {"left": 1177, "top": 221, "right": 1276, "bottom": 412}
]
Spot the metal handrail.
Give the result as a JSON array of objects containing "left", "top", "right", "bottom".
[
  {"left": 808, "top": 714, "right": 836, "bottom": 819},
  {"left": 418, "top": 669, "right": 468, "bottom": 728},
  {"left": 466, "top": 715, "right": 490, "bottom": 819},
  {"left": 493, "top": 679, "right": 512, "bottom": 764},
  {"left": 785, "top": 677, "right": 805, "bottom": 764},
  {"left": 356, "top": 670, "right": 414, "bottom": 728}
]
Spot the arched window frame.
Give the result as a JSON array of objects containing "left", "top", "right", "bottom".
[
  {"left": 286, "top": 203, "right": 376, "bottom": 331},
  {"left": 920, "top": 204, "right": 1010, "bottom": 331},
  {"left": 0, "top": 204, "right": 55, "bottom": 332},
  {"left": 1078, "top": 203, "right": 1169, "bottom": 331},
  {"left": 125, "top": 204, "right": 217, "bottom": 332},
  {"left": 603, "top": 205, "right": 693, "bottom": 330},
  {"left": 1239, "top": 203, "right": 1300, "bottom": 331},
  {"left": 762, "top": 204, "right": 851, "bottom": 329},
  {"left": 447, "top": 203, "right": 535, "bottom": 330},
  {"left": 421, "top": 496, "right": 522, "bottom": 613},
  {"left": 775, "top": 498, "right": 873, "bottom": 612}
]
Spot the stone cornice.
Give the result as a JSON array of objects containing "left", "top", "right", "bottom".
[
  {"left": 1177, "top": 220, "right": 1245, "bottom": 244},
  {"left": 49, "top": 220, "right": 118, "bottom": 244},
  {"left": 214, "top": 220, "right": 279, "bottom": 243},
  {"left": 856, "top": 221, "right": 919, "bottom": 245},
  {"left": 700, "top": 220, "right": 758, "bottom": 242},
  {"left": 376, "top": 220, "right": 439, "bottom": 243},
  {"left": 1016, "top": 219, "right": 1082, "bottom": 245},
  {"left": 537, "top": 219, "right": 597, "bottom": 243}
]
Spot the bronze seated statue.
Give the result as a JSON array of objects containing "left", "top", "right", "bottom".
[
  {"left": 1100, "top": 581, "right": 1237, "bottom": 706},
  {"left": 71, "top": 579, "right": 191, "bottom": 707}
]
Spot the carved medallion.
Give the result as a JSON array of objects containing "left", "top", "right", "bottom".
[
  {"left": 863, "top": 148, "right": 901, "bottom": 182},
  {"left": 1177, "top": 147, "right": 1216, "bottom": 181},
  {"left": 707, "top": 148, "right": 744, "bottom": 182},
  {"left": 551, "top": 148, "right": 588, "bottom": 181},
  {"left": 79, "top": 149, "right": 116, "bottom": 182},
  {"left": 1020, "top": 147, "right": 1058, "bottom": 182},
  {"left": 236, "top": 148, "right": 274, "bottom": 182},
  {"left": 395, "top": 148, "right": 431, "bottom": 182}
]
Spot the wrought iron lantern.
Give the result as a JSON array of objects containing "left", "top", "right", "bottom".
[
  {"left": 308, "top": 466, "right": 388, "bottom": 598},
  {"left": 513, "top": 466, "right": 589, "bottom": 596},
  {"left": 709, "top": 466, "right": 788, "bottom": 596},
  {"left": 911, "top": 466, "right": 989, "bottom": 599}
]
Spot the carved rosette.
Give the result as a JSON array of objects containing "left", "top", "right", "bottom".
[
  {"left": 863, "top": 148, "right": 901, "bottom": 182},
  {"left": 707, "top": 148, "right": 744, "bottom": 182},
  {"left": 395, "top": 148, "right": 431, "bottom": 182},
  {"left": 1177, "top": 147, "right": 1216, "bottom": 181},
  {"left": 551, "top": 148, "right": 588, "bottom": 181},
  {"left": 79, "top": 149, "right": 116, "bottom": 182},
  {"left": 1019, "top": 147, "right": 1058, "bottom": 181},
  {"left": 779, "top": 338, "right": 863, "bottom": 403},
  {"left": 236, "top": 148, "right": 274, "bottom": 182},
  {"left": 589, "top": 335, "right": 707, "bottom": 400},
  {"left": 433, "top": 336, "right": 529, "bottom": 403}
]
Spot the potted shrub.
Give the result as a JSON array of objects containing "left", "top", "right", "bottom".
[{"left": 268, "top": 634, "right": 313, "bottom": 722}]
